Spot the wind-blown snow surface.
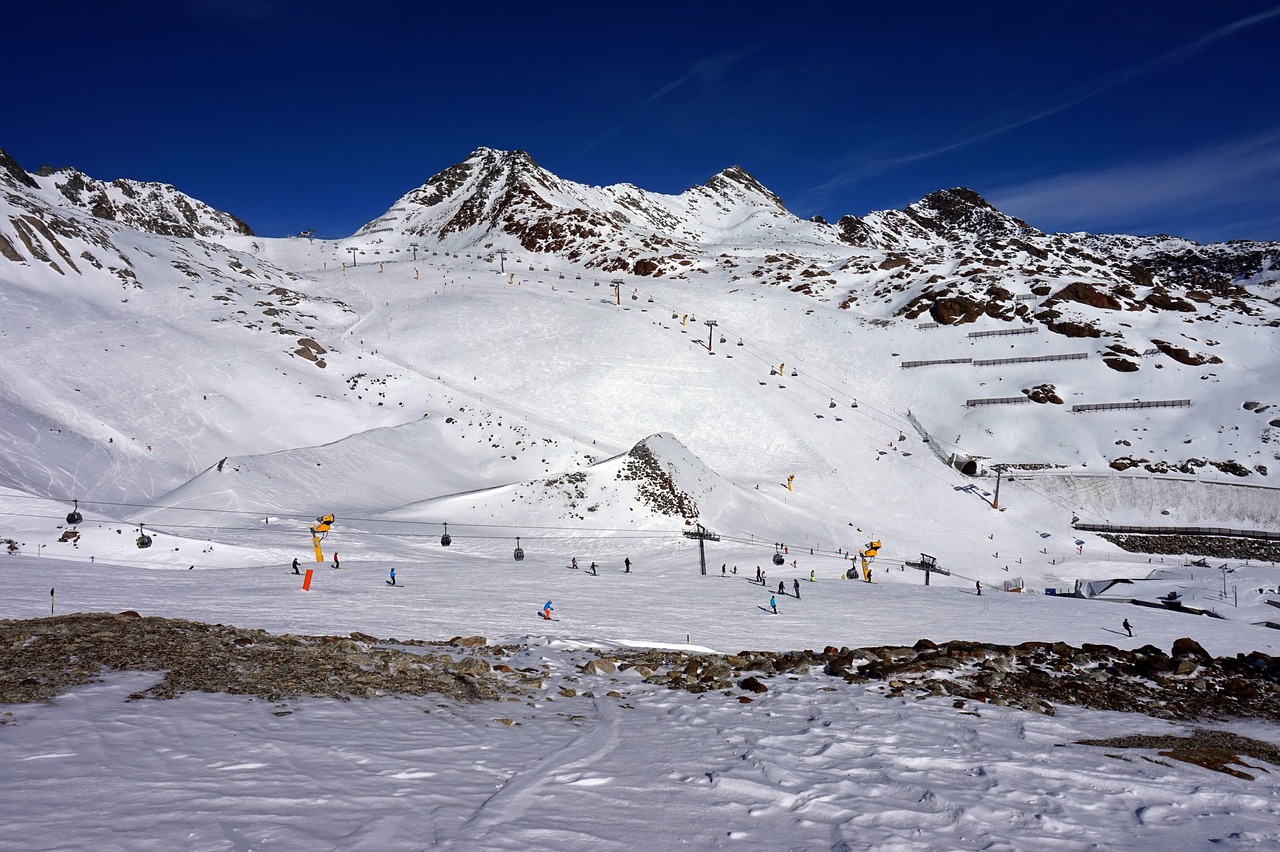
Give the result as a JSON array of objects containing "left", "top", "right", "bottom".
[
  {"left": 4, "top": 156, "right": 1280, "bottom": 849},
  {"left": 3, "top": 552, "right": 1280, "bottom": 851}
]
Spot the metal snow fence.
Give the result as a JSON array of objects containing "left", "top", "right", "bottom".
[
  {"left": 900, "top": 357, "right": 973, "bottom": 369},
  {"left": 1014, "top": 293, "right": 1038, "bottom": 301},
  {"left": 916, "top": 321, "right": 939, "bottom": 330},
  {"left": 1070, "top": 399, "right": 1190, "bottom": 413},
  {"left": 973, "top": 352, "right": 1088, "bottom": 367},
  {"left": 1073, "top": 523, "right": 1280, "bottom": 541},
  {"left": 967, "top": 326, "right": 1039, "bottom": 338},
  {"left": 965, "top": 396, "right": 1032, "bottom": 408}
]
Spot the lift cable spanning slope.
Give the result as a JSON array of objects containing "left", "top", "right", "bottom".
[
  {"left": 1, "top": 494, "right": 923, "bottom": 573},
  {"left": 633, "top": 287, "right": 1111, "bottom": 532}
]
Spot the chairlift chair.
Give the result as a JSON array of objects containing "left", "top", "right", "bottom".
[
  {"left": 719, "top": 335, "right": 726, "bottom": 343},
  {"left": 790, "top": 368, "right": 798, "bottom": 377},
  {"left": 66, "top": 499, "right": 82, "bottom": 526},
  {"left": 737, "top": 338, "right": 743, "bottom": 346}
]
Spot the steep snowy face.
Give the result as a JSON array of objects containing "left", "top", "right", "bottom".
[
  {"left": 353, "top": 148, "right": 829, "bottom": 277},
  {"left": 30, "top": 164, "right": 253, "bottom": 239}
]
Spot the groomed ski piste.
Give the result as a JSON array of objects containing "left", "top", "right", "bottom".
[{"left": 3, "top": 198, "right": 1280, "bottom": 849}]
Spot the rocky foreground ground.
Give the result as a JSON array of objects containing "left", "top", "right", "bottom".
[{"left": 3, "top": 612, "right": 1279, "bottom": 778}]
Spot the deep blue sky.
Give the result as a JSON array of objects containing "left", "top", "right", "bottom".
[{"left": 5, "top": 1, "right": 1279, "bottom": 242}]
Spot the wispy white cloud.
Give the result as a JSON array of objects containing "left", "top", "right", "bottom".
[
  {"left": 809, "top": 5, "right": 1280, "bottom": 196},
  {"left": 987, "top": 131, "right": 1280, "bottom": 237},
  {"left": 575, "top": 50, "right": 755, "bottom": 160}
]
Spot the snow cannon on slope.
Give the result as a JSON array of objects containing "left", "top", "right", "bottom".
[{"left": 310, "top": 514, "right": 335, "bottom": 562}]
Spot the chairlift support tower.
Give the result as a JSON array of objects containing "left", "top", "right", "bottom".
[
  {"left": 905, "top": 553, "right": 950, "bottom": 585},
  {"left": 683, "top": 524, "right": 720, "bottom": 575}
]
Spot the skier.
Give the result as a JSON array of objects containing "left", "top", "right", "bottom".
[
  {"left": 976, "top": 580, "right": 982, "bottom": 596},
  {"left": 333, "top": 552, "right": 340, "bottom": 570},
  {"left": 722, "top": 565, "right": 726, "bottom": 577},
  {"left": 292, "top": 558, "right": 301, "bottom": 575},
  {"left": 770, "top": 595, "right": 777, "bottom": 614},
  {"left": 588, "top": 561, "right": 597, "bottom": 575},
  {"left": 388, "top": 567, "right": 396, "bottom": 586},
  {"left": 571, "top": 557, "right": 578, "bottom": 569},
  {"left": 1123, "top": 618, "right": 1132, "bottom": 637},
  {"left": 793, "top": 578, "right": 800, "bottom": 600},
  {"left": 624, "top": 557, "right": 631, "bottom": 573},
  {"left": 809, "top": 569, "right": 815, "bottom": 582},
  {"left": 543, "top": 600, "right": 554, "bottom": 620},
  {"left": 755, "top": 566, "right": 762, "bottom": 584},
  {"left": 778, "top": 580, "right": 786, "bottom": 596}
]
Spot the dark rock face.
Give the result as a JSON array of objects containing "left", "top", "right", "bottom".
[
  {"left": 615, "top": 439, "right": 699, "bottom": 519},
  {"left": 0, "top": 148, "right": 38, "bottom": 189}
]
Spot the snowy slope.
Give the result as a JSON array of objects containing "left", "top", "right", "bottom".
[{"left": 2, "top": 143, "right": 1280, "bottom": 851}]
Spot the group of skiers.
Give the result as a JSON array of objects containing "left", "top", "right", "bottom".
[{"left": 287, "top": 554, "right": 1144, "bottom": 638}]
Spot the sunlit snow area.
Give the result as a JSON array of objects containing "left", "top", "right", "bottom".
[{"left": 2, "top": 153, "right": 1280, "bottom": 849}]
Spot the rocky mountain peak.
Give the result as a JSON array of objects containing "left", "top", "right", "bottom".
[
  {"left": 905, "top": 187, "right": 1037, "bottom": 241},
  {"left": 704, "top": 165, "right": 786, "bottom": 210},
  {"left": 0, "top": 148, "right": 38, "bottom": 189}
]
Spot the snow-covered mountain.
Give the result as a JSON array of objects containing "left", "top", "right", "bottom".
[
  {"left": 1, "top": 143, "right": 1279, "bottom": 577},
  {"left": 3, "top": 145, "right": 1280, "bottom": 851}
]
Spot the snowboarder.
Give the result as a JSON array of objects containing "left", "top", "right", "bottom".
[
  {"left": 976, "top": 581, "right": 982, "bottom": 596},
  {"left": 571, "top": 557, "right": 578, "bottom": 569},
  {"left": 332, "top": 553, "right": 340, "bottom": 570},
  {"left": 388, "top": 568, "right": 396, "bottom": 586},
  {"left": 543, "top": 600, "right": 554, "bottom": 620},
  {"left": 292, "top": 558, "right": 301, "bottom": 575},
  {"left": 770, "top": 595, "right": 777, "bottom": 614},
  {"left": 793, "top": 578, "right": 800, "bottom": 600},
  {"left": 588, "top": 561, "right": 597, "bottom": 575},
  {"left": 722, "top": 565, "right": 726, "bottom": 577},
  {"left": 778, "top": 580, "right": 786, "bottom": 596},
  {"left": 1123, "top": 618, "right": 1132, "bottom": 637},
  {"left": 624, "top": 557, "right": 631, "bottom": 573}
]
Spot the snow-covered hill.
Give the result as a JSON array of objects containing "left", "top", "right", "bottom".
[
  {"left": 1, "top": 142, "right": 1278, "bottom": 580},
  {"left": 2, "top": 143, "right": 1280, "bottom": 852}
]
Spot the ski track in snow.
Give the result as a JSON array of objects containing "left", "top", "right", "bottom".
[
  {"left": 3, "top": 660, "right": 1279, "bottom": 850},
  {"left": 3, "top": 199, "right": 1280, "bottom": 848}
]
